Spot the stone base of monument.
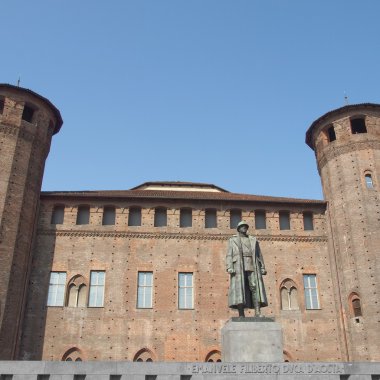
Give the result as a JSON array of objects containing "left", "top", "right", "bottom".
[{"left": 221, "top": 317, "right": 284, "bottom": 362}]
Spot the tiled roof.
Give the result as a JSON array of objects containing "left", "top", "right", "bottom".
[
  {"left": 41, "top": 189, "right": 325, "bottom": 206},
  {"left": 306, "top": 103, "right": 380, "bottom": 149}
]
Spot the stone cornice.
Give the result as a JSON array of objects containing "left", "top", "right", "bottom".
[
  {"left": 37, "top": 229, "right": 328, "bottom": 242},
  {"left": 318, "top": 140, "right": 380, "bottom": 171}
]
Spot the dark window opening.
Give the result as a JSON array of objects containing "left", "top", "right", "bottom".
[
  {"left": 205, "top": 209, "right": 217, "bottom": 228},
  {"left": 279, "top": 211, "right": 290, "bottom": 230},
  {"left": 351, "top": 118, "right": 367, "bottom": 134},
  {"left": 0, "top": 98, "right": 4, "bottom": 114},
  {"left": 255, "top": 210, "right": 266, "bottom": 229},
  {"left": 154, "top": 207, "right": 167, "bottom": 227},
  {"left": 102, "top": 206, "right": 115, "bottom": 225},
  {"left": 76, "top": 206, "right": 90, "bottom": 225},
  {"left": 110, "top": 376, "right": 121, "bottom": 380},
  {"left": 37, "top": 375, "right": 50, "bottom": 380},
  {"left": 145, "top": 376, "right": 157, "bottom": 380},
  {"left": 51, "top": 205, "right": 64, "bottom": 225},
  {"left": 22, "top": 104, "right": 35, "bottom": 122},
  {"left": 303, "top": 212, "right": 314, "bottom": 231},
  {"left": 352, "top": 298, "right": 362, "bottom": 317},
  {"left": 230, "top": 209, "right": 242, "bottom": 229},
  {"left": 327, "top": 126, "right": 336, "bottom": 142},
  {"left": 180, "top": 208, "right": 192, "bottom": 228},
  {"left": 128, "top": 207, "right": 142, "bottom": 226}
]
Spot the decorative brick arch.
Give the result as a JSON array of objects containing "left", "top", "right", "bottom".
[
  {"left": 62, "top": 347, "right": 84, "bottom": 362},
  {"left": 133, "top": 348, "right": 156, "bottom": 362},
  {"left": 205, "top": 350, "right": 221, "bottom": 362},
  {"left": 66, "top": 274, "right": 88, "bottom": 307},
  {"left": 279, "top": 278, "right": 299, "bottom": 310}
]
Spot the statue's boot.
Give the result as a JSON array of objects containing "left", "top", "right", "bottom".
[
  {"left": 237, "top": 304, "right": 245, "bottom": 317},
  {"left": 253, "top": 296, "right": 261, "bottom": 317}
]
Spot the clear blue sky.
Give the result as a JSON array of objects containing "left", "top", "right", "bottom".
[{"left": 2, "top": 1, "right": 380, "bottom": 199}]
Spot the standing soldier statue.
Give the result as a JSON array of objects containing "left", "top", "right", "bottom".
[{"left": 226, "top": 221, "right": 268, "bottom": 317}]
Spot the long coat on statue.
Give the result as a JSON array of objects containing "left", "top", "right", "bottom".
[{"left": 226, "top": 234, "right": 268, "bottom": 309}]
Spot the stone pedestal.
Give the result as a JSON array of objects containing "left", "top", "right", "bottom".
[{"left": 222, "top": 317, "right": 284, "bottom": 362}]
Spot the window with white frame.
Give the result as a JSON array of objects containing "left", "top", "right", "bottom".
[
  {"left": 178, "top": 272, "right": 194, "bottom": 309},
  {"left": 88, "top": 271, "right": 105, "bottom": 307},
  {"left": 47, "top": 272, "right": 67, "bottom": 306},
  {"left": 137, "top": 272, "right": 153, "bottom": 308},
  {"left": 303, "top": 274, "right": 320, "bottom": 309}
]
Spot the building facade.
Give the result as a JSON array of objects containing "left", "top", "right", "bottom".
[{"left": 0, "top": 85, "right": 379, "bottom": 362}]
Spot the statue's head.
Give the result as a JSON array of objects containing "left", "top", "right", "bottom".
[{"left": 237, "top": 221, "right": 249, "bottom": 232}]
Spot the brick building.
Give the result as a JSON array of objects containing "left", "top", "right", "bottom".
[{"left": 0, "top": 84, "right": 379, "bottom": 362}]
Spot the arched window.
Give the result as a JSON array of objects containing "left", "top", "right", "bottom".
[
  {"left": 180, "top": 208, "right": 192, "bottom": 228},
  {"left": 154, "top": 207, "right": 167, "bottom": 227},
  {"left": 365, "top": 173, "right": 374, "bottom": 189},
  {"left": 76, "top": 205, "right": 90, "bottom": 225},
  {"left": 230, "top": 209, "right": 242, "bottom": 229},
  {"left": 62, "top": 347, "right": 83, "bottom": 362},
  {"left": 133, "top": 348, "right": 155, "bottom": 362},
  {"left": 349, "top": 293, "right": 363, "bottom": 319},
  {"left": 51, "top": 205, "right": 65, "bottom": 225},
  {"left": 102, "top": 206, "right": 115, "bottom": 225},
  {"left": 66, "top": 275, "right": 87, "bottom": 307},
  {"left": 280, "top": 279, "right": 299, "bottom": 310},
  {"left": 128, "top": 207, "right": 142, "bottom": 226},
  {"left": 205, "top": 350, "right": 221, "bottom": 363}
]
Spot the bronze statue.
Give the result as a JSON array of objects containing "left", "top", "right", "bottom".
[{"left": 226, "top": 221, "right": 268, "bottom": 317}]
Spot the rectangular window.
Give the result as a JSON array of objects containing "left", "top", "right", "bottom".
[
  {"left": 255, "top": 210, "right": 266, "bottom": 229},
  {"left": 303, "top": 212, "right": 314, "bottom": 230},
  {"left": 128, "top": 207, "right": 142, "bottom": 226},
  {"left": 303, "top": 274, "right": 320, "bottom": 309},
  {"left": 76, "top": 205, "right": 90, "bottom": 225},
  {"left": 279, "top": 211, "right": 290, "bottom": 230},
  {"left": 137, "top": 272, "right": 153, "bottom": 308},
  {"left": 205, "top": 209, "right": 217, "bottom": 228},
  {"left": 22, "top": 104, "right": 35, "bottom": 122},
  {"left": 180, "top": 208, "right": 192, "bottom": 228},
  {"left": 89, "top": 271, "right": 105, "bottom": 307},
  {"left": 154, "top": 208, "right": 167, "bottom": 227},
  {"left": 47, "top": 272, "right": 66, "bottom": 306},
  {"left": 102, "top": 206, "right": 115, "bottom": 225},
  {"left": 178, "top": 273, "right": 193, "bottom": 309},
  {"left": 230, "top": 210, "right": 242, "bottom": 229},
  {"left": 327, "top": 125, "right": 336, "bottom": 142},
  {"left": 51, "top": 205, "right": 64, "bottom": 225}
]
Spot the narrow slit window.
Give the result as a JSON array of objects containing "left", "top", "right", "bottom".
[
  {"left": 352, "top": 297, "right": 362, "bottom": 317},
  {"left": 205, "top": 209, "right": 217, "bottom": 228},
  {"left": 128, "top": 207, "right": 142, "bottom": 226},
  {"left": 180, "top": 208, "right": 192, "bottom": 228},
  {"left": 0, "top": 98, "right": 4, "bottom": 114},
  {"left": 102, "top": 206, "right": 115, "bottom": 225},
  {"left": 365, "top": 174, "right": 374, "bottom": 189},
  {"left": 327, "top": 125, "right": 336, "bottom": 142},
  {"left": 255, "top": 210, "right": 266, "bottom": 229},
  {"left": 351, "top": 118, "right": 367, "bottom": 134}
]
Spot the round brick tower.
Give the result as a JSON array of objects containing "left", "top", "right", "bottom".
[
  {"left": 0, "top": 84, "right": 62, "bottom": 359},
  {"left": 306, "top": 104, "right": 380, "bottom": 361}
]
